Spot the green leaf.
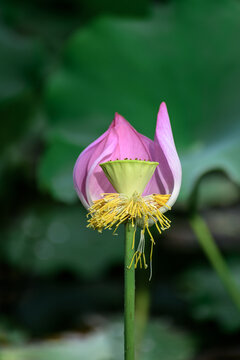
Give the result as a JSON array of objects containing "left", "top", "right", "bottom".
[
  {"left": 178, "top": 260, "right": 240, "bottom": 332},
  {"left": 0, "top": 319, "right": 196, "bottom": 360},
  {"left": 38, "top": 140, "right": 80, "bottom": 203},
  {"left": 1, "top": 0, "right": 81, "bottom": 53},
  {"left": 0, "top": 25, "right": 46, "bottom": 199},
  {"left": 79, "top": 0, "right": 149, "bottom": 17},
  {"left": 40, "top": 0, "right": 240, "bottom": 208},
  {"left": 1, "top": 0, "right": 148, "bottom": 44},
  {"left": 140, "top": 321, "right": 197, "bottom": 360},
  {"left": 195, "top": 172, "right": 240, "bottom": 210},
  {"left": 0, "top": 26, "right": 45, "bottom": 150},
  {"left": 0, "top": 318, "right": 28, "bottom": 346},
  {"left": 3, "top": 203, "right": 124, "bottom": 278}
]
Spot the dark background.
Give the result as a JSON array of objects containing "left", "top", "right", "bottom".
[{"left": 0, "top": 0, "right": 240, "bottom": 359}]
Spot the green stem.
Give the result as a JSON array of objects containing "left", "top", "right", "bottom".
[
  {"left": 135, "top": 281, "right": 150, "bottom": 358},
  {"left": 190, "top": 213, "right": 240, "bottom": 310},
  {"left": 124, "top": 222, "right": 135, "bottom": 360}
]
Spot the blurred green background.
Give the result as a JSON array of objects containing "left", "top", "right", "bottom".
[{"left": 0, "top": 0, "right": 240, "bottom": 359}]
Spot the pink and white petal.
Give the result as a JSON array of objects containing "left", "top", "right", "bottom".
[
  {"left": 86, "top": 128, "right": 119, "bottom": 204},
  {"left": 143, "top": 164, "right": 169, "bottom": 196},
  {"left": 73, "top": 128, "right": 111, "bottom": 208},
  {"left": 149, "top": 102, "right": 182, "bottom": 210},
  {"left": 85, "top": 113, "right": 154, "bottom": 204},
  {"left": 113, "top": 113, "right": 152, "bottom": 161}
]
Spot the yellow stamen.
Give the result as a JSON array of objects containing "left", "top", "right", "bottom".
[
  {"left": 87, "top": 191, "right": 171, "bottom": 277},
  {"left": 132, "top": 226, "right": 136, "bottom": 250}
]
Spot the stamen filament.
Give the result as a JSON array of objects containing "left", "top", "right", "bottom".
[{"left": 87, "top": 191, "right": 171, "bottom": 277}]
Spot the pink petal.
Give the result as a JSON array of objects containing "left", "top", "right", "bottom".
[
  {"left": 86, "top": 114, "right": 153, "bottom": 204},
  {"left": 85, "top": 128, "right": 118, "bottom": 205},
  {"left": 111, "top": 113, "right": 152, "bottom": 161},
  {"left": 74, "top": 107, "right": 181, "bottom": 210},
  {"left": 73, "top": 128, "right": 115, "bottom": 208},
  {"left": 74, "top": 112, "right": 155, "bottom": 207},
  {"left": 145, "top": 102, "right": 182, "bottom": 209}
]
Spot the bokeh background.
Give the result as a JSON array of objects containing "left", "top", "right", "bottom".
[{"left": 0, "top": 0, "right": 240, "bottom": 359}]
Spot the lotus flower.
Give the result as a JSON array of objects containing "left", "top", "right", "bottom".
[
  {"left": 73, "top": 102, "right": 181, "bottom": 273},
  {"left": 73, "top": 102, "right": 181, "bottom": 210}
]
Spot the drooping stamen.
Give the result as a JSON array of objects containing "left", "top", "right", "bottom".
[{"left": 87, "top": 191, "right": 171, "bottom": 277}]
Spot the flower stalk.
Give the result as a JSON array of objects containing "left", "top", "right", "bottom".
[
  {"left": 124, "top": 222, "right": 135, "bottom": 360},
  {"left": 73, "top": 103, "right": 182, "bottom": 360},
  {"left": 135, "top": 275, "right": 150, "bottom": 357},
  {"left": 190, "top": 213, "right": 240, "bottom": 311}
]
